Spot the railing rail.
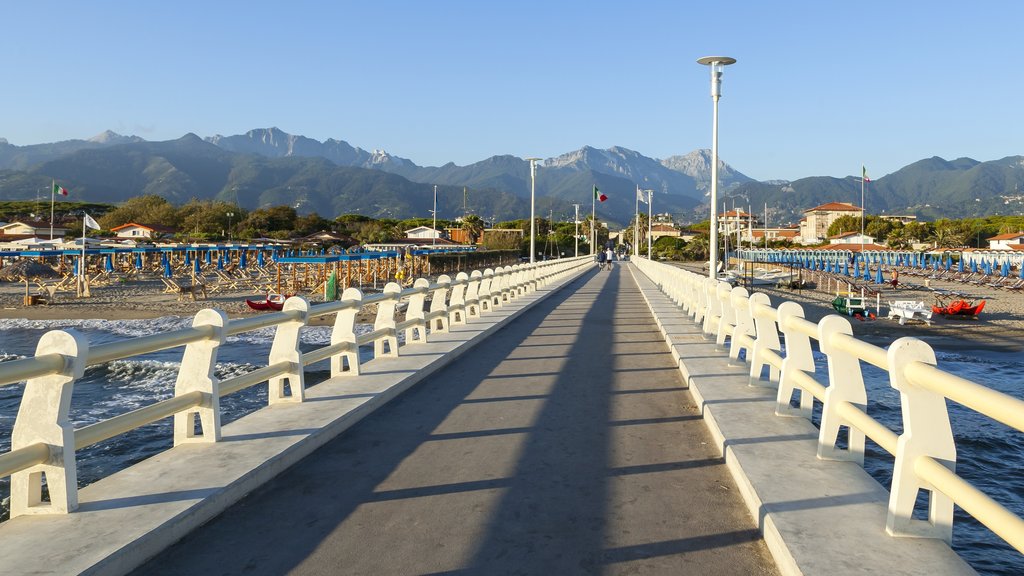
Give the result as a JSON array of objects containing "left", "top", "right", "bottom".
[
  {"left": 632, "top": 256, "right": 1024, "bottom": 555},
  {"left": 0, "top": 256, "right": 592, "bottom": 516}
]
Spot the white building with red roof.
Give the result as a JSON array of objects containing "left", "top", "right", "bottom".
[
  {"left": 798, "top": 202, "right": 864, "bottom": 244},
  {"left": 986, "top": 231, "right": 1024, "bottom": 250}
]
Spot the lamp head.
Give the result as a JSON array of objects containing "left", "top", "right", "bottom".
[{"left": 697, "top": 56, "right": 736, "bottom": 98}]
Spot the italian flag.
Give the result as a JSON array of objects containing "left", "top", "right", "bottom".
[
  {"left": 862, "top": 166, "right": 870, "bottom": 183},
  {"left": 594, "top": 185, "right": 607, "bottom": 202},
  {"left": 53, "top": 182, "right": 69, "bottom": 196}
]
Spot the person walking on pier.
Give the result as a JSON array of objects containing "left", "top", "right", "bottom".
[
  {"left": 597, "top": 249, "right": 607, "bottom": 269},
  {"left": 605, "top": 247, "right": 614, "bottom": 271}
]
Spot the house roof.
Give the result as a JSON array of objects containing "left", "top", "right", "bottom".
[
  {"left": 805, "top": 202, "right": 862, "bottom": 213},
  {"left": 651, "top": 224, "right": 678, "bottom": 232},
  {"left": 1, "top": 220, "right": 68, "bottom": 231},
  {"left": 110, "top": 222, "right": 177, "bottom": 234},
  {"left": 817, "top": 243, "right": 889, "bottom": 252},
  {"left": 404, "top": 226, "right": 440, "bottom": 234},
  {"left": 720, "top": 209, "right": 753, "bottom": 218},
  {"left": 986, "top": 232, "right": 1024, "bottom": 241},
  {"left": 828, "top": 231, "right": 875, "bottom": 240}
]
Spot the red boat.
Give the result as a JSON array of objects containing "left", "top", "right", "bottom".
[
  {"left": 932, "top": 299, "right": 985, "bottom": 317},
  {"left": 245, "top": 293, "right": 288, "bottom": 311}
]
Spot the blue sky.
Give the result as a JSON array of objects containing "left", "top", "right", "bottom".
[{"left": 3, "top": 1, "right": 1022, "bottom": 182}]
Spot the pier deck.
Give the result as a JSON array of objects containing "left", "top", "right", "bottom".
[{"left": 135, "top": 265, "right": 778, "bottom": 575}]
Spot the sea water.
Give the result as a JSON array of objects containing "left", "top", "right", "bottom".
[{"left": 0, "top": 319, "right": 1022, "bottom": 575}]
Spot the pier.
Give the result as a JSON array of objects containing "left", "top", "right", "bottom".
[{"left": 0, "top": 257, "right": 1020, "bottom": 574}]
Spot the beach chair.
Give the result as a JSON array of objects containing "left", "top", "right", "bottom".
[{"left": 160, "top": 277, "right": 182, "bottom": 294}]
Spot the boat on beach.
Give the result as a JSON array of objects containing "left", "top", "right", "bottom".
[
  {"left": 245, "top": 293, "right": 288, "bottom": 311},
  {"left": 932, "top": 298, "right": 985, "bottom": 318},
  {"left": 831, "top": 294, "right": 875, "bottom": 320}
]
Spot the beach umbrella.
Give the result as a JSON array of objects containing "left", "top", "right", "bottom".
[
  {"left": 257, "top": 251, "right": 265, "bottom": 267},
  {"left": 970, "top": 259, "right": 977, "bottom": 273},
  {"left": 104, "top": 255, "right": 114, "bottom": 272},
  {"left": 239, "top": 250, "right": 247, "bottom": 269},
  {"left": 184, "top": 251, "right": 191, "bottom": 266},
  {"left": 163, "top": 259, "right": 172, "bottom": 278},
  {"left": 957, "top": 257, "right": 964, "bottom": 273},
  {"left": 863, "top": 261, "right": 871, "bottom": 281},
  {"left": 134, "top": 253, "right": 143, "bottom": 270},
  {"left": 1019, "top": 264, "right": 1024, "bottom": 280},
  {"left": 205, "top": 250, "right": 212, "bottom": 265},
  {"left": 842, "top": 259, "right": 849, "bottom": 276},
  {"left": 217, "top": 255, "right": 224, "bottom": 270},
  {"left": 73, "top": 260, "right": 78, "bottom": 277},
  {"left": 193, "top": 257, "right": 201, "bottom": 276},
  {"left": 1002, "top": 260, "right": 1010, "bottom": 277},
  {"left": 875, "top": 265, "right": 885, "bottom": 284}
]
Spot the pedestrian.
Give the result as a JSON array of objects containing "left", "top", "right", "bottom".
[
  {"left": 597, "top": 249, "right": 607, "bottom": 269},
  {"left": 605, "top": 247, "right": 614, "bottom": 271}
]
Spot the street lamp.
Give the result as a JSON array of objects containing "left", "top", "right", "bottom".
[
  {"left": 697, "top": 55, "right": 736, "bottom": 278},
  {"left": 226, "top": 212, "right": 234, "bottom": 241},
  {"left": 526, "top": 158, "right": 541, "bottom": 263},
  {"left": 432, "top": 185, "right": 437, "bottom": 248}
]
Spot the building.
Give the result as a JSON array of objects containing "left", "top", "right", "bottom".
[
  {"left": 0, "top": 220, "right": 68, "bottom": 238},
  {"left": 404, "top": 226, "right": 444, "bottom": 240},
  {"left": 363, "top": 237, "right": 461, "bottom": 252},
  {"left": 798, "top": 202, "right": 864, "bottom": 244},
  {"left": 986, "top": 232, "right": 1024, "bottom": 250},
  {"left": 828, "top": 231, "right": 876, "bottom": 245},
  {"left": 717, "top": 209, "right": 756, "bottom": 238},
  {"left": 649, "top": 224, "right": 681, "bottom": 241},
  {"left": 747, "top": 227, "right": 800, "bottom": 245},
  {"left": 110, "top": 223, "right": 176, "bottom": 240}
]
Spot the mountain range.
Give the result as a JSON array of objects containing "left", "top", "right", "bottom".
[{"left": 1, "top": 127, "right": 1022, "bottom": 226}]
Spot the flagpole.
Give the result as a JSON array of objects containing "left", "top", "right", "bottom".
[
  {"left": 861, "top": 166, "right": 866, "bottom": 256},
  {"left": 634, "top": 185, "right": 639, "bottom": 257},
  {"left": 50, "top": 179, "right": 55, "bottom": 240},
  {"left": 78, "top": 215, "right": 87, "bottom": 297},
  {"left": 591, "top": 187, "right": 596, "bottom": 256},
  {"left": 647, "top": 189, "right": 653, "bottom": 258}
]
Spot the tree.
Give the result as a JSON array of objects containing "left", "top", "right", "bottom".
[
  {"left": 931, "top": 219, "right": 970, "bottom": 248},
  {"left": 100, "top": 195, "right": 177, "bottom": 229},
  {"left": 826, "top": 214, "right": 861, "bottom": 238},
  {"left": 681, "top": 234, "right": 710, "bottom": 261},
  {"left": 461, "top": 214, "right": 485, "bottom": 244}
]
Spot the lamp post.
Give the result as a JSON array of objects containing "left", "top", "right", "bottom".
[
  {"left": 432, "top": 184, "right": 437, "bottom": 248},
  {"left": 572, "top": 203, "right": 581, "bottom": 258},
  {"left": 526, "top": 158, "right": 541, "bottom": 263},
  {"left": 226, "top": 212, "right": 234, "bottom": 241},
  {"left": 641, "top": 189, "right": 654, "bottom": 258},
  {"left": 697, "top": 55, "right": 736, "bottom": 278}
]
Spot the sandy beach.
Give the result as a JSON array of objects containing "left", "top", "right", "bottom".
[{"left": 2, "top": 264, "right": 1022, "bottom": 352}]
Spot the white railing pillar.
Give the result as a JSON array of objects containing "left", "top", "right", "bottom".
[
  {"left": 449, "top": 272, "right": 468, "bottom": 325},
  {"left": 268, "top": 296, "right": 309, "bottom": 404},
  {"left": 728, "top": 286, "right": 755, "bottom": 364},
  {"left": 374, "top": 282, "right": 401, "bottom": 357},
  {"left": 776, "top": 302, "right": 815, "bottom": 418},
  {"left": 817, "top": 314, "right": 867, "bottom": 464},
  {"left": 466, "top": 271, "right": 482, "bottom": 319},
  {"left": 749, "top": 293, "right": 782, "bottom": 386},
  {"left": 10, "top": 329, "right": 89, "bottom": 517},
  {"left": 478, "top": 269, "right": 493, "bottom": 313},
  {"left": 405, "top": 279, "right": 429, "bottom": 344},
  {"left": 886, "top": 337, "right": 955, "bottom": 542},
  {"left": 330, "top": 288, "right": 362, "bottom": 377},
  {"left": 715, "top": 282, "right": 737, "bottom": 349},
  {"left": 429, "top": 275, "right": 450, "bottom": 333},
  {"left": 173, "top": 309, "right": 228, "bottom": 445}
]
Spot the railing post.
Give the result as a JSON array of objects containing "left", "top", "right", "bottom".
[
  {"left": 465, "top": 270, "right": 482, "bottom": 319},
  {"left": 886, "top": 337, "right": 955, "bottom": 542},
  {"left": 331, "top": 288, "right": 363, "bottom": 377},
  {"left": 728, "top": 286, "right": 754, "bottom": 363},
  {"left": 776, "top": 302, "right": 815, "bottom": 418},
  {"left": 10, "top": 329, "right": 89, "bottom": 517},
  {"left": 268, "top": 296, "right": 309, "bottom": 404},
  {"left": 749, "top": 292, "right": 782, "bottom": 386},
  {"left": 715, "top": 283, "right": 737, "bottom": 349},
  {"left": 405, "top": 278, "right": 429, "bottom": 344},
  {"left": 173, "top": 309, "right": 228, "bottom": 445},
  {"left": 429, "top": 275, "right": 450, "bottom": 333},
  {"left": 478, "top": 269, "right": 493, "bottom": 313},
  {"left": 449, "top": 272, "right": 468, "bottom": 325},
  {"left": 817, "top": 314, "right": 866, "bottom": 464},
  {"left": 374, "top": 282, "right": 401, "bottom": 357}
]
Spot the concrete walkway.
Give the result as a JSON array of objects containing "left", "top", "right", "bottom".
[{"left": 135, "top": 264, "right": 778, "bottom": 575}]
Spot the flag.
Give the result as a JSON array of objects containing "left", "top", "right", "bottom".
[
  {"left": 594, "top": 185, "right": 607, "bottom": 202},
  {"left": 862, "top": 166, "right": 870, "bottom": 183},
  {"left": 83, "top": 214, "right": 101, "bottom": 230},
  {"left": 637, "top": 187, "right": 649, "bottom": 204},
  {"left": 53, "top": 182, "right": 69, "bottom": 196}
]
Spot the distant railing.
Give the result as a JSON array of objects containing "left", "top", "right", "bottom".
[
  {"left": 0, "top": 257, "right": 591, "bottom": 517},
  {"left": 632, "top": 257, "right": 1024, "bottom": 555}
]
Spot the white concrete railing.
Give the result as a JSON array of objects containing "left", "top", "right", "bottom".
[
  {"left": 633, "top": 257, "right": 1024, "bottom": 555},
  {"left": 0, "top": 257, "right": 590, "bottom": 518}
]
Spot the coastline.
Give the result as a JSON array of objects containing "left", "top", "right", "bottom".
[{"left": 2, "top": 265, "right": 1023, "bottom": 352}]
